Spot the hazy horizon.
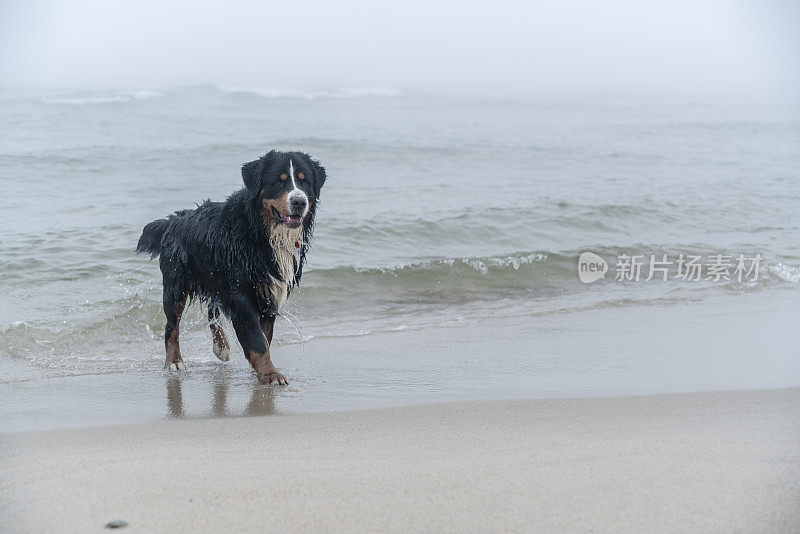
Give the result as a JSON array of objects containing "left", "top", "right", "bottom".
[{"left": 2, "top": 0, "right": 799, "bottom": 98}]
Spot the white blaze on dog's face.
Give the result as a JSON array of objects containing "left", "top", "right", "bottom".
[{"left": 287, "top": 159, "right": 309, "bottom": 222}]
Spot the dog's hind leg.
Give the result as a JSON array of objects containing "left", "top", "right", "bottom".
[
  {"left": 164, "top": 294, "right": 187, "bottom": 371},
  {"left": 208, "top": 305, "right": 231, "bottom": 361}
]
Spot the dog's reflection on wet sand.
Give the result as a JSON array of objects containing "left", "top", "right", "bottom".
[{"left": 166, "top": 376, "right": 277, "bottom": 418}]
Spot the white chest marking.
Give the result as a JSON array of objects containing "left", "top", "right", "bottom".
[{"left": 268, "top": 223, "right": 302, "bottom": 309}]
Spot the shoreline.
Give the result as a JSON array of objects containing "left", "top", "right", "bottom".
[
  {"left": 2, "top": 387, "right": 798, "bottom": 532},
  {"left": 1, "top": 289, "right": 799, "bottom": 433}
]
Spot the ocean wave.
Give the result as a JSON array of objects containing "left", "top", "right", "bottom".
[
  {"left": 302, "top": 251, "right": 564, "bottom": 300},
  {"left": 770, "top": 262, "right": 800, "bottom": 283},
  {"left": 2, "top": 248, "right": 797, "bottom": 378},
  {"left": 26, "top": 84, "right": 402, "bottom": 107},
  {"left": 214, "top": 85, "right": 402, "bottom": 99},
  {"left": 302, "top": 248, "right": 798, "bottom": 294},
  {"left": 41, "top": 90, "right": 162, "bottom": 105}
]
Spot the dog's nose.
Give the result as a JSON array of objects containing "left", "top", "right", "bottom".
[{"left": 290, "top": 195, "right": 307, "bottom": 212}]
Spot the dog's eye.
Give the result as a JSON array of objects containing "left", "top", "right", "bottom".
[{"left": 297, "top": 172, "right": 305, "bottom": 180}]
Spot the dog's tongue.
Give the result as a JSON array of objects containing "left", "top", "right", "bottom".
[{"left": 286, "top": 215, "right": 302, "bottom": 223}]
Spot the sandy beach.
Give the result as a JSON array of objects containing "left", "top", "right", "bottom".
[
  {"left": 3, "top": 2, "right": 800, "bottom": 532},
  {"left": 2, "top": 387, "right": 798, "bottom": 533}
]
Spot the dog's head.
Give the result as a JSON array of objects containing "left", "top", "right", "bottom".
[{"left": 241, "top": 150, "right": 326, "bottom": 230}]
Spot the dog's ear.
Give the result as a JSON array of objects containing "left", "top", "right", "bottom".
[
  {"left": 241, "top": 159, "right": 262, "bottom": 195},
  {"left": 309, "top": 157, "right": 327, "bottom": 199},
  {"left": 242, "top": 151, "right": 279, "bottom": 196}
]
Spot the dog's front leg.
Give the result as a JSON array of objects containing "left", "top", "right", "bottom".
[
  {"left": 230, "top": 302, "right": 287, "bottom": 386},
  {"left": 260, "top": 314, "right": 275, "bottom": 345}
]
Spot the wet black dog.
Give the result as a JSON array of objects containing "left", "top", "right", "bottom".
[{"left": 136, "top": 150, "right": 326, "bottom": 385}]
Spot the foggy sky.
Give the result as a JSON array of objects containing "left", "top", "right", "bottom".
[{"left": 1, "top": 0, "right": 798, "bottom": 96}]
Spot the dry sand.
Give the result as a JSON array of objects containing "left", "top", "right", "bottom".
[{"left": 1, "top": 387, "right": 799, "bottom": 533}]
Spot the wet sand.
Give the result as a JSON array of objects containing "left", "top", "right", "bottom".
[{"left": 1, "top": 387, "right": 799, "bottom": 533}]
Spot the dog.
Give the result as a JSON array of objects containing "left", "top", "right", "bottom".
[{"left": 136, "top": 150, "right": 326, "bottom": 385}]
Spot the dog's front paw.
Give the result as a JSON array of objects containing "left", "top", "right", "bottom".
[
  {"left": 166, "top": 355, "right": 187, "bottom": 371},
  {"left": 257, "top": 371, "right": 288, "bottom": 386},
  {"left": 168, "top": 361, "right": 187, "bottom": 371}
]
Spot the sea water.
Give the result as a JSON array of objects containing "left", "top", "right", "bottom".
[{"left": 1, "top": 86, "right": 798, "bottom": 429}]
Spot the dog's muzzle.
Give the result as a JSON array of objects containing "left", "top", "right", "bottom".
[{"left": 289, "top": 191, "right": 308, "bottom": 216}]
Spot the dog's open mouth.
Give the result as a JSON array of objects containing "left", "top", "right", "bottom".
[{"left": 272, "top": 207, "right": 303, "bottom": 228}]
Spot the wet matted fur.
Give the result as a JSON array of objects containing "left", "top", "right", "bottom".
[{"left": 136, "top": 150, "right": 326, "bottom": 385}]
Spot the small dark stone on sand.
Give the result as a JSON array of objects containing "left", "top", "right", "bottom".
[{"left": 105, "top": 520, "right": 128, "bottom": 529}]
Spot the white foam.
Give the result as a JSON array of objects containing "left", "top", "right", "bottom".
[
  {"left": 215, "top": 85, "right": 401, "bottom": 99},
  {"left": 41, "top": 90, "right": 162, "bottom": 105},
  {"left": 770, "top": 263, "right": 800, "bottom": 283}
]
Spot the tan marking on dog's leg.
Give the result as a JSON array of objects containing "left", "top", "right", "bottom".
[
  {"left": 249, "top": 348, "right": 287, "bottom": 386},
  {"left": 208, "top": 307, "right": 230, "bottom": 361},
  {"left": 165, "top": 298, "right": 186, "bottom": 371},
  {"left": 257, "top": 283, "right": 271, "bottom": 302},
  {"left": 260, "top": 315, "right": 275, "bottom": 346}
]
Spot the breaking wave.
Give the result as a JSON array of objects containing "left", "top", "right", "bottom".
[
  {"left": 2, "top": 246, "right": 796, "bottom": 380},
  {"left": 214, "top": 85, "right": 402, "bottom": 99},
  {"left": 41, "top": 90, "right": 163, "bottom": 105}
]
